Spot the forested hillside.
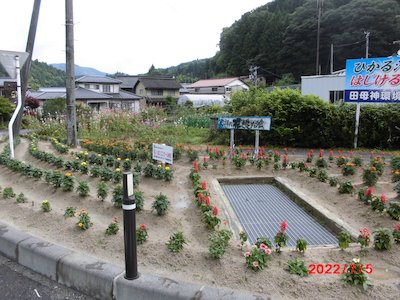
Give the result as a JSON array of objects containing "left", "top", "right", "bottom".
[{"left": 160, "top": 0, "right": 400, "bottom": 83}]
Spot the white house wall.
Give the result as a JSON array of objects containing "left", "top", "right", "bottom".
[
  {"left": 301, "top": 75, "right": 345, "bottom": 101},
  {"left": 226, "top": 80, "right": 249, "bottom": 92}
]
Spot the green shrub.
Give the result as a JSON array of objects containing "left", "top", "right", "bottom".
[
  {"left": 328, "top": 176, "right": 339, "bottom": 187},
  {"left": 316, "top": 169, "right": 328, "bottom": 182},
  {"left": 3, "top": 187, "right": 15, "bottom": 199},
  {"left": 76, "top": 181, "right": 90, "bottom": 197},
  {"left": 16, "top": 193, "right": 27, "bottom": 203},
  {"left": 166, "top": 231, "right": 186, "bottom": 253},
  {"left": 97, "top": 182, "right": 109, "bottom": 201},
  {"left": 208, "top": 229, "right": 232, "bottom": 259},
  {"left": 387, "top": 202, "right": 400, "bottom": 220},
  {"left": 134, "top": 191, "right": 144, "bottom": 211},
  {"left": 285, "top": 259, "right": 309, "bottom": 277},
  {"left": 373, "top": 228, "right": 391, "bottom": 251},
  {"left": 295, "top": 238, "right": 307, "bottom": 253},
  {"left": 152, "top": 193, "right": 170, "bottom": 216},
  {"left": 42, "top": 97, "right": 66, "bottom": 117},
  {"left": 255, "top": 236, "right": 273, "bottom": 249},
  {"left": 112, "top": 185, "right": 123, "bottom": 208},
  {"left": 338, "top": 181, "right": 353, "bottom": 194},
  {"left": 338, "top": 231, "right": 351, "bottom": 250}
]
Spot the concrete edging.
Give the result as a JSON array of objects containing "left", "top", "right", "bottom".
[{"left": 0, "top": 221, "right": 271, "bottom": 300}]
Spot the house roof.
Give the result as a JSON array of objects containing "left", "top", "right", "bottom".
[
  {"left": 109, "top": 90, "right": 141, "bottom": 100},
  {"left": 116, "top": 76, "right": 139, "bottom": 89},
  {"left": 188, "top": 77, "right": 240, "bottom": 88},
  {"left": 75, "top": 75, "right": 122, "bottom": 84},
  {"left": 0, "top": 78, "right": 16, "bottom": 87},
  {"left": 136, "top": 76, "right": 181, "bottom": 90}
]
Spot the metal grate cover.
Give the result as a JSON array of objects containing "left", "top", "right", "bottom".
[{"left": 221, "top": 184, "right": 337, "bottom": 246}]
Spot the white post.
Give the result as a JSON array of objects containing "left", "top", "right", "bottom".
[
  {"left": 353, "top": 103, "right": 361, "bottom": 149},
  {"left": 8, "top": 56, "right": 22, "bottom": 159},
  {"left": 254, "top": 130, "right": 260, "bottom": 156},
  {"left": 229, "top": 129, "right": 234, "bottom": 158}
]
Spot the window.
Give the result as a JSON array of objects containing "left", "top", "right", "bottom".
[
  {"left": 139, "top": 89, "right": 144, "bottom": 95},
  {"left": 150, "top": 89, "right": 163, "bottom": 96},
  {"left": 329, "top": 90, "right": 344, "bottom": 104},
  {"left": 95, "top": 85, "right": 100, "bottom": 90},
  {"left": 195, "top": 88, "right": 199, "bottom": 93},
  {"left": 167, "top": 90, "right": 175, "bottom": 96},
  {"left": 84, "top": 84, "right": 90, "bottom": 89},
  {"left": 212, "top": 87, "right": 218, "bottom": 92},
  {"left": 103, "top": 85, "right": 111, "bottom": 93},
  {"left": 225, "top": 87, "right": 232, "bottom": 92}
]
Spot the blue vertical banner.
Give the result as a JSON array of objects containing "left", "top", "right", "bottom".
[{"left": 345, "top": 56, "right": 400, "bottom": 103}]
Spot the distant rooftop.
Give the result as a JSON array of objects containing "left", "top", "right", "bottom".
[
  {"left": 75, "top": 75, "right": 122, "bottom": 84},
  {"left": 188, "top": 77, "right": 240, "bottom": 88}
]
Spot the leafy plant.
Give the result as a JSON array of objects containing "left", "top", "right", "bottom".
[
  {"left": 202, "top": 206, "right": 221, "bottom": 230},
  {"left": 61, "top": 172, "right": 74, "bottom": 192},
  {"left": 76, "top": 209, "right": 92, "bottom": 230},
  {"left": 112, "top": 185, "right": 123, "bottom": 208},
  {"left": 244, "top": 243, "right": 272, "bottom": 272},
  {"left": 208, "top": 229, "right": 232, "bottom": 259},
  {"left": 315, "top": 157, "right": 327, "bottom": 168},
  {"left": 316, "top": 169, "right": 328, "bottom": 182},
  {"left": 274, "top": 220, "right": 288, "bottom": 253},
  {"left": 357, "top": 228, "right": 370, "bottom": 250},
  {"left": 239, "top": 231, "right": 248, "bottom": 248},
  {"left": 342, "top": 162, "right": 356, "bottom": 176},
  {"left": 255, "top": 236, "right": 273, "bottom": 249},
  {"left": 328, "top": 176, "right": 339, "bottom": 187},
  {"left": 64, "top": 206, "right": 76, "bottom": 218},
  {"left": 3, "top": 187, "right": 15, "bottom": 199},
  {"left": 105, "top": 217, "right": 119, "bottom": 235},
  {"left": 134, "top": 191, "right": 144, "bottom": 211},
  {"left": 232, "top": 154, "right": 246, "bottom": 169},
  {"left": 163, "top": 166, "right": 174, "bottom": 182},
  {"left": 362, "top": 166, "right": 380, "bottom": 186},
  {"left": 387, "top": 201, "right": 400, "bottom": 220},
  {"left": 371, "top": 195, "right": 387, "bottom": 213},
  {"left": 113, "top": 168, "right": 123, "bottom": 183},
  {"left": 143, "top": 163, "right": 155, "bottom": 177},
  {"left": 16, "top": 193, "right": 27, "bottom": 203},
  {"left": 352, "top": 156, "right": 363, "bottom": 166},
  {"left": 97, "top": 182, "right": 109, "bottom": 201},
  {"left": 76, "top": 181, "right": 90, "bottom": 197},
  {"left": 373, "top": 228, "right": 391, "bottom": 251},
  {"left": 296, "top": 238, "right": 307, "bottom": 253},
  {"left": 393, "top": 224, "right": 400, "bottom": 243},
  {"left": 285, "top": 258, "right": 309, "bottom": 277},
  {"left": 338, "top": 181, "right": 353, "bottom": 194},
  {"left": 309, "top": 167, "right": 318, "bottom": 177},
  {"left": 152, "top": 193, "right": 170, "bottom": 216},
  {"left": 136, "top": 224, "right": 148, "bottom": 244},
  {"left": 41, "top": 200, "right": 51, "bottom": 212},
  {"left": 342, "top": 258, "right": 370, "bottom": 290},
  {"left": 166, "top": 231, "right": 186, "bottom": 253},
  {"left": 338, "top": 231, "right": 351, "bottom": 250}
]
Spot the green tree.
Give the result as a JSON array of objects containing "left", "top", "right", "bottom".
[
  {"left": 0, "top": 97, "right": 15, "bottom": 125},
  {"left": 42, "top": 97, "right": 66, "bottom": 117}
]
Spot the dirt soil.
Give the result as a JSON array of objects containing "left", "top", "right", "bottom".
[{"left": 0, "top": 139, "right": 399, "bottom": 300}]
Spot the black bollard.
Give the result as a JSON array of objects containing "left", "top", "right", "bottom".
[{"left": 123, "top": 172, "right": 138, "bottom": 280}]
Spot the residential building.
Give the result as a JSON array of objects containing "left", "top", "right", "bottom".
[
  {"left": 117, "top": 75, "right": 181, "bottom": 106},
  {"left": 0, "top": 78, "right": 17, "bottom": 100},
  {"left": 187, "top": 77, "right": 249, "bottom": 95},
  {"left": 301, "top": 70, "right": 345, "bottom": 104},
  {"left": 28, "top": 75, "right": 142, "bottom": 112}
]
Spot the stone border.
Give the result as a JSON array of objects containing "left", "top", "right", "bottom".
[{"left": 0, "top": 221, "right": 271, "bottom": 300}]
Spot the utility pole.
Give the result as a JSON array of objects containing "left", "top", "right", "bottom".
[
  {"left": 315, "top": 0, "right": 323, "bottom": 75},
  {"left": 330, "top": 43, "right": 334, "bottom": 74},
  {"left": 365, "top": 31, "right": 370, "bottom": 58},
  {"left": 249, "top": 65, "right": 259, "bottom": 87},
  {"left": 66, "top": 0, "right": 77, "bottom": 147},
  {"left": 13, "top": 0, "right": 41, "bottom": 137}
]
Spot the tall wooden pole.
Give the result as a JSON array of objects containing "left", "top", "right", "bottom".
[
  {"left": 66, "top": 0, "right": 77, "bottom": 147},
  {"left": 13, "top": 0, "right": 41, "bottom": 136}
]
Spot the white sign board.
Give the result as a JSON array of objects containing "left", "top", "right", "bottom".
[
  {"left": 218, "top": 116, "right": 271, "bottom": 131},
  {"left": 152, "top": 144, "right": 173, "bottom": 164}
]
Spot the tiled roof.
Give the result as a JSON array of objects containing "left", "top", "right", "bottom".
[
  {"left": 137, "top": 77, "right": 181, "bottom": 90},
  {"left": 188, "top": 77, "right": 239, "bottom": 88},
  {"left": 0, "top": 78, "right": 16, "bottom": 87},
  {"left": 75, "top": 87, "right": 111, "bottom": 99},
  {"left": 116, "top": 76, "right": 139, "bottom": 89},
  {"left": 109, "top": 90, "right": 141, "bottom": 100},
  {"left": 75, "top": 75, "right": 122, "bottom": 84}
]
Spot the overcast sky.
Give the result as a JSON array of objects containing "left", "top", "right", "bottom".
[{"left": 2, "top": 0, "right": 270, "bottom": 75}]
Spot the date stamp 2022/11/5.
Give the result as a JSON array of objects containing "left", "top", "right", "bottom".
[{"left": 308, "top": 263, "right": 373, "bottom": 275}]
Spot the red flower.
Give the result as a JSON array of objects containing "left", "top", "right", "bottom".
[
  {"left": 365, "top": 187, "right": 373, "bottom": 197},
  {"left": 283, "top": 155, "right": 288, "bottom": 162},
  {"left": 193, "top": 160, "right": 198, "bottom": 173},
  {"left": 201, "top": 181, "right": 207, "bottom": 190},
  {"left": 393, "top": 224, "right": 400, "bottom": 232},
  {"left": 139, "top": 224, "right": 148, "bottom": 230},
  {"left": 212, "top": 206, "right": 219, "bottom": 216},
  {"left": 370, "top": 151, "right": 374, "bottom": 158},
  {"left": 215, "top": 147, "right": 219, "bottom": 155},
  {"left": 198, "top": 193, "right": 204, "bottom": 202},
  {"left": 247, "top": 147, "right": 251, "bottom": 153},
  {"left": 205, "top": 196, "right": 211, "bottom": 206},
  {"left": 280, "top": 220, "right": 287, "bottom": 232},
  {"left": 241, "top": 153, "right": 245, "bottom": 160},
  {"left": 203, "top": 156, "right": 207, "bottom": 163},
  {"left": 381, "top": 152, "right": 385, "bottom": 157},
  {"left": 283, "top": 148, "right": 287, "bottom": 153},
  {"left": 359, "top": 228, "right": 370, "bottom": 239},
  {"left": 380, "top": 194, "right": 387, "bottom": 204},
  {"left": 310, "top": 149, "right": 314, "bottom": 154}
]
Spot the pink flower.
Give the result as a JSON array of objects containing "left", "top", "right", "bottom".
[
  {"left": 329, "top": 150, "right": 333, "bottom": 157},
  {"left": 283, "top": 155, "right": 288, "bottom": 163},
  {"left": 212, "top": 206, "right": 219, "bottom": 216},
  {"left": 393, "top": 224, "right": 400, "bottom": 232},
  {"left": 370, "top": 151, "right": 374, "bottom": 158},
  {"left": 365, "top": 187, "right": 373, "bottom": 197},
  {"left": 201, "top": 181, "right": 207, "bottom": 190},
  {"left": 244, "top": 251, "right": 251, "bottom": 257},
  {"left": 203, "top": 156, "right": 207, "bottom": 163},
  {"left": 280, "top": 220, "right": 287, "bottom": 232},
  {"left": 252, "top": 261, "right": 259, "bottom": 268},
  {"left": 139, "top": 224, "right": 148, "bottom": 231},
  {"left": 359, "top": 228, "right": 370, "bottom": 239},
  {"left": 380, "top": 194, "right": 387, "bottom": 204},
  {"left": 283, "top": 148, "right": 287, "bottom": 153},
  {"left": 319, "top": 149, "right": 324, "bottom": 157},
  {"left": 259, "top": 243, "right": 267, "bottom": 250},
  {"left": 338, "top": 150, "right": 342, "bottom": 155},
  {"left": 264, "top": 248, "right": 272, "bottom": 255},
  {"left": 310, "top": 149, "right": 314, "bottom": 154},
  {"left": 113, "top": 216, "right": 118, "bottom": 223}
]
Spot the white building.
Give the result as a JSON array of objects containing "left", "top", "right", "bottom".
[
  {"left": 187, "top": 77, "right": 249, "bottom": 95},
  {"left": 301, "top": 70, "right": 345, "bottom": 103}
]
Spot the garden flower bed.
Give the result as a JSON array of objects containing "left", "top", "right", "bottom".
[{"left": 0, "top": 138, "right": 399, "bottom": 300}]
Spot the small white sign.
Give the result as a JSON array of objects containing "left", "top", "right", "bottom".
[
  {"left": 127, "top": 173, "right": 134, "bottom": 197},
  {"left": 152, "top": 144, "right": 173, "bottom": 165}
]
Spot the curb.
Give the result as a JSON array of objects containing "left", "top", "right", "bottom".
[{"left": 0, "top": 221, "right": 272, "bottom": 300}]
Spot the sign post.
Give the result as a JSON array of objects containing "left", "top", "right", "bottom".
[
  {"left": 344, "top": 56, "right": 400, "bottom": 148},
  {"left": 218, "top": 116, "right": 271, "bottom": 154},
  {"left": 152, "top": 143, "right": 173, "bottom": 165},
  {"left": 123, "top": 172, "right": 138, "bottom": 280},
  {"left": 230, "top": 129, "right": 234, "bottom": 158}
]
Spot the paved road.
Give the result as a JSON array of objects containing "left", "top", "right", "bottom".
[{"left": 0, "top": 254, "right": 94, "bottom": 300}]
